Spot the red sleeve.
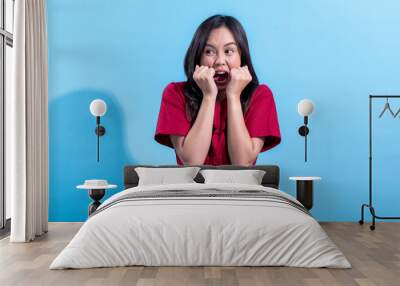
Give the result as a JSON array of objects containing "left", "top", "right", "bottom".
[
  {"left": 154, "top": 83, "right": 191, "bottom": 148},
  {"left": 245, "top": 84, "right": 281, "bottom": 152}
]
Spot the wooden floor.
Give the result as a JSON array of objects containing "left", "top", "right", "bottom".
[{"left": 0, "top": 222, "right": 399, "bottom": 286}]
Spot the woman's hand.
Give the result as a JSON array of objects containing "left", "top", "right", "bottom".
[
  {"left": 226, "top": 65, "right": 252, "bottom": 101},
  {"left": 193, "top": 65, "right": 218, "bottom": 98}
]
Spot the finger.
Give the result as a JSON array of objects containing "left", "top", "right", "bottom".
[
  {"left": 197, "top": 65, "right": 208, "bottom": 73},
  {"left": 240, "top": 66, "right": 248, "bottom": 72},
  {"left": 193, "top": 66, "right": 200, "bottom": 77},
  {"left": 196, "top": 65, "right": 208, "bottom": 73},
  {"left": 198, "top": 66, "right": 209, "bottom": 79},
  {"left": 244, "top": 66, "right": 252, "bottom": 77},
  {"left": 196, "top": 65, "right": 206, "bottom": 73},
  {"left": 208, "top": 67, "right": 215, "bottom": 77},
  {"left": 197, "top": 66, "right": 208, "bottom": 73},
  {"left": 241, "top": 66, "right": 250, "bottom": 77},
  {"left": 230, "top": 67, "right": 239, "bottom": 76},
  {"left": 194, "top": 66, "right": 206, "bottom": 80},
  {"left": 243, "top": 66, "right": 252, "bottom": 80}
]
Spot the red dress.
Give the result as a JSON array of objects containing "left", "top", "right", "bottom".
[{"left": 154, "top": 82, "right": 281, "bottom": 165}]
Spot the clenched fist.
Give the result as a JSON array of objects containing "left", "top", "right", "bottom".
[
  {"left": 193, "top": 65, "right": 218, "bottom": 98},
  {"left": 226, "top": 65, "right": 252, "bottom": 100}
]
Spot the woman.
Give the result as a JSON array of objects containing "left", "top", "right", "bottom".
[{"left": 155, "top": 15, "right": 281, "bottom": 166}]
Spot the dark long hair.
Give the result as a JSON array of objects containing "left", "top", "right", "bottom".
[{"left": 183, "top": 15, "right": 259, "bottom": 123}]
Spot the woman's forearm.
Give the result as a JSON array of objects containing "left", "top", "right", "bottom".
[
  {"left": 180, "top": 96, "right": 215, "bottom": 165},
  {"left": 226, "top": 97, "right": 257, "bottom": 165}
]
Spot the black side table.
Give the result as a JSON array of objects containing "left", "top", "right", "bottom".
[
  {"left": 77, "top": 180, "right": 117, "bottom": 216},
  {"left": 289, "top": 177, "right": 321, "bottom": 210},
  {"left": 88, "top": 189, "right": 106, "bottom": 215}
]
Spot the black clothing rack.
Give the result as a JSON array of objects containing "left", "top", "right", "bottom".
[{"left": 359, "top": 95, "right": 400, "bottom": 230}]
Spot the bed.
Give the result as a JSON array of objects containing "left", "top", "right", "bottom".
[{"left": 50, "top": 165, "right": 351, "bottom": 269}]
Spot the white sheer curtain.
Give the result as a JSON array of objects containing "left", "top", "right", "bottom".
[{"left": 7, "top": 0, "right": 48, "bottom": 242}]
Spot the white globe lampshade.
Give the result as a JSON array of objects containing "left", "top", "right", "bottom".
[
  {"left": 90, "top": 99, "right": 107, "bottom": 117},
  {"left": 297, "top": 99, "right": 314, "bottom": 116}
]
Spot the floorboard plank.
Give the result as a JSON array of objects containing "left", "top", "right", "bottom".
[{"left": 0, "top": 222, "right": 399, "bottom": 286}]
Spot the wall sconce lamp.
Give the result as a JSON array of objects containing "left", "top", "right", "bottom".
[
  {"left": 89, "top": 99, "right": 107, "bottom": 162},
  {"left": 297, "top": 99, "right": 315, "bottom": 162}
]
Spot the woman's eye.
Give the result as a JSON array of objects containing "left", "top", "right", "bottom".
[
  {"left": 205, "top": 49, "right": 215, "bottom": 55},
  {"left": 225, "top": 49, "right": 234, "bottom": 55}
]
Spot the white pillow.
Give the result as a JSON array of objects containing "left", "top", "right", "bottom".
[
  {"left": 135, "top": 167, "right": 201, "bottom": 186},
  {"left": 200, "top": 169, "right": 266, "bottom": 185}
]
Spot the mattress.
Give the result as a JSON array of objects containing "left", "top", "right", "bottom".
[{"left": 50, "top": 183, "right": 351, "bottom": 269}]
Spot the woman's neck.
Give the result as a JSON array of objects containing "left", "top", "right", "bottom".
[{"left": 217, "top": 91, "right": 226, "bottom": 102}]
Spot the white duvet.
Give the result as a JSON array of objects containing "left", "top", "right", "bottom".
[{"left": 50, "top": 183, "right": 351, "bottom": 269}]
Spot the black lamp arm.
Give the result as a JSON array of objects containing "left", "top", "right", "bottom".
[
  {"left": 94, "top": 116, "right": 106, "bottom": 162},
  {"left": 298, "top": 116, "right": 310, "bottom": 162}
]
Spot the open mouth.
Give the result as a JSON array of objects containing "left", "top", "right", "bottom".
[{"left": 213, "top": 71, "right": 229, "bottom": 85}]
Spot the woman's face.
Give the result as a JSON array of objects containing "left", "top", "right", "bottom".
[{"left": 200, "top": 26, "right": 241, "bottom": 90}]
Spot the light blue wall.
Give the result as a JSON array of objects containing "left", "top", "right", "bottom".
[{"left": 47, "top": 0, "right": 400, "bottom": 222}]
